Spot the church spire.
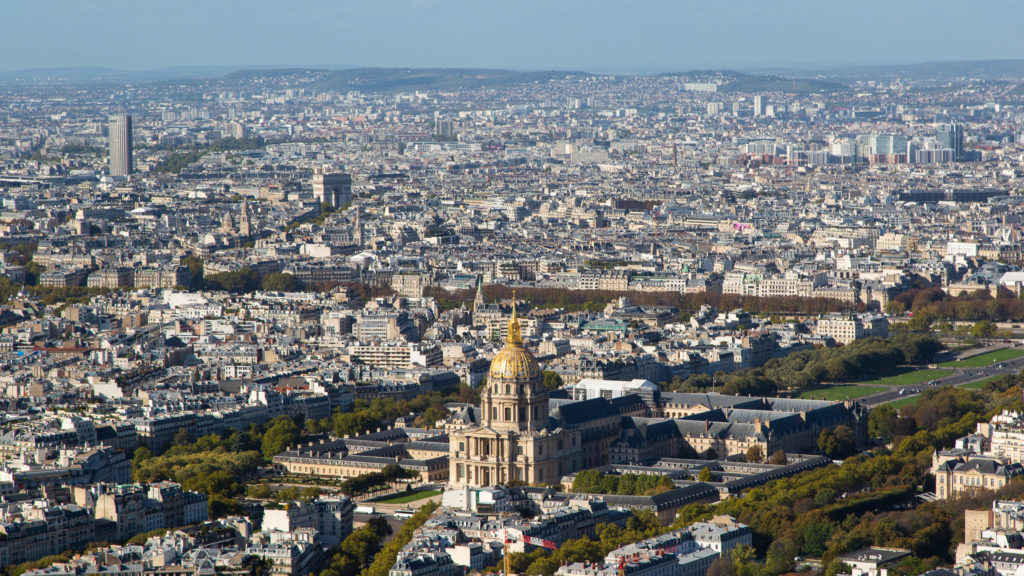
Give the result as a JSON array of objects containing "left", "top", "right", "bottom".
[
  {"left": 239, "top": 198, "right": 253, "bottom": 238},
  {"left": 473, "top": 275, "right": 485, "bottom": 314},
  {"left": 507, "top": 290, "right": 522, "bottom": 345}
]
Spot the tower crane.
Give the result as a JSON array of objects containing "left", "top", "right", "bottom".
[{"left": 492, "top": 528, "right": 557, "bottom": 576}]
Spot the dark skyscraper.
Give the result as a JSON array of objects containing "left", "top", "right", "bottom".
[
  {"left": 937, "top": 123, "right": 964, "bottom": 161},
  {"left": 109, "top": 113, "right": 133, "bottom": 176}
]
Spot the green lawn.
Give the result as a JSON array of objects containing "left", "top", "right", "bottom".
[
  {"left": 853, "top": 368, "right": 950, "bottom": 387},
  {"left": 372, "top": 489, "right": 442, "bottom": 504},
  {"left": 961, "top": 375, "right": 1010, "bottom": 390},
  {"left": 883, "top": 372, "right": 1012, "bottom": 406},
  {"left": 940, "top": 348, "right": 1024, "bottom": 368},
  {"left": 885, "top": 395, "right": 922, "bottom": 409},
  {"left": 799, "top": 385, "right": 885, "bottom": 401}
]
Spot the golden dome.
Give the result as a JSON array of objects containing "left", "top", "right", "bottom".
[
  {"left": 487, "top": 292, "right": 541, "bottom": 381},
  {"left": 489, "top": 343, "right": 542, "bottom": 381}
]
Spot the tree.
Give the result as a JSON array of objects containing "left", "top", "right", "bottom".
[
  {"left": 414, "top": 407, "right": 446, "bottom": 429},
  {"left": 892, "top": 334, "right": 942, "bottom": 364},
  {"left": 244, "top": 556, "right": 272, "bottom": 576},
  {"left": 745, "top": 445, "right": 764, "bottom": 463},
  {"left": 906, "top": 310, "right": 934, "bottom": 333},
  {"left": 824, "top": 559, "right": 852, "bottom": 576},
  {"left": 363, "top": 502, "right": 438, "bottom": 576},
  {"left": 173, "top": 427, "right": 193, "bottom": 447},
  {"left": 262, "top": 272, "right": 299, "bottom": 292},
  {"left": 698, "top": 467, "right": 713, "bottom": 482},
  {"left": 798, "top": 515, "right": 833, "bottom": 557},
  {"left": 24, "top": 261, "right": 43, "bottom": 286},
  {"left": 248, "top": 484, "right": 274, "bottom": 499},
  {"left": 971, "top": 320, "right": 997, "bottom": 339},
  {"left": 205, "top": 267, "right": 258, "bottom": 293},
  {"left": 765, "top": 539, "right": 797, "bottom": 574},
  {"left": 180, "top": 254, "right": 204, "bottom": 284},
  {"left": 572, "top": 469, "right": 601, "bottom": 493},
  {"left": 542, "top": 371, "right": 564, "bottom": 391},
  {"left": 680, "top": 374, "right": 713, "bottom": 391},
  {"left": 457, "top": 383, "right": 480, "bottom": 404},
  {"left": 769, "top": 449, "right": 788, "bottom": 465},
  {"left": 729, "top": 545, "right": 756, "bottom": 576},
  {"left": 868, "top": 405, "right": 899, "bottom": 442},
  {"left": 261, "top": 416, "right": 300, "bottom": 460},
  {"left": 654, "top": 475, "right": 675, "bottom": 494},
  {"left": 885, "top": 300, "right": 906, "bottom": 316},
  {"left": 707, "top": 557, "right": 736, "bottom": 576},
  {"left": 617, "top": 474, "right": 636, "bottom": 495},
  {"left": 818, "top": 425, "right": 857, "bottom": 459},
  {"left": 131, "top": 446, "right": 152, "bottom": 476},
  {"left": 912, "top": 522, "right": 951, "bottom": 559},
  {"left": 133, "top": 443, "right": 263, "bottom": 518},
  {"left": 229, "top": 426, "right": 261, "bottom": 453}
]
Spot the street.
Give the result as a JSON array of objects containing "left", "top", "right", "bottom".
[{"left": 860, "top": 345, "right": 1024, "bottom": 407}]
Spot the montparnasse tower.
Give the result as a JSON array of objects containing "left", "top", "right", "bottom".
[{"left": 448, "top": 295, "right": 582, "bottom": 488}]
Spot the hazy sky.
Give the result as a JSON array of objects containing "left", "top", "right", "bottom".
[{"left": 5, "top": 0, "right": 1024, "bottom": 72}]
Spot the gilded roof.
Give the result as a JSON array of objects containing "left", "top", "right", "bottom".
[
  {"left": 488, "top": 292, "right": 541, "bottom": 380},
  {"left": 489, "top": 344, "right": 541, "bottom": 380}
]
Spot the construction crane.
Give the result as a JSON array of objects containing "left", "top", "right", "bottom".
[{"left": 494, "top": 529, "right": 557, "bottom": 576}]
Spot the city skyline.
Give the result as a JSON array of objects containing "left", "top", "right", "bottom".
[
  {"left": 5, "top": 0, "right": 1024, "bottom": 73},
  {"left": 5, "top": 3, "right": 1024, "bottom": 575}
]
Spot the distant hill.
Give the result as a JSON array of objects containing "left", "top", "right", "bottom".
[
  {"left": 0, "top": 65, "right": 279, "bottom": 84},
  {"left": 224, "top": 67, "right": 588, "bottom": 92},
  {"left": 6, "top": 59, "right": 1024, "bottom": 89},
  {"left": 794, "top": 59, "right": 1024, "bottom": 82},
  {"left": 661, "top": 70, "right": 849, "bottom": 94}
]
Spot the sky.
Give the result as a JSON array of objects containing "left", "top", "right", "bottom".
[{"left": 5, "top": 0, "right": 1024, "bottom": 73}]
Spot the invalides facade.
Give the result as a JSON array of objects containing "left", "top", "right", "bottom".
[{"left": 448, "top": 302, "right": 583, "bottom": 487}]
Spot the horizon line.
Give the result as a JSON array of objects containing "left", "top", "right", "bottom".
[{"left": 4, "top": 56, "right": 1024, "bottom": 77}]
